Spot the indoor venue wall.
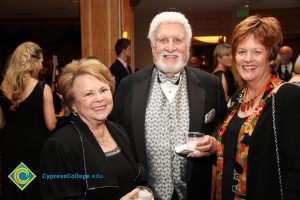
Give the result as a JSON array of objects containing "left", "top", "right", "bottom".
[
  {"left": 0, "top": 19, "right": 81, "bottom": 75},
  {"left": 133, "top": 7, "right": 300, "bottom": 71}
]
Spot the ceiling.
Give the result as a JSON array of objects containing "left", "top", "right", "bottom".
[
  {"left": 0, "top": 0, "right": 80, "bottom": 19},
  {"left": 0, "top": 0, "right": 299, "bottom": 19},
  {"left": 135, "top": 0, "right": 300, "bottom": 14}
]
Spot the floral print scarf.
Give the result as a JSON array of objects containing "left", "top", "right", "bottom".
[{"left": 215, "top": 75, "right": 282, "bottom": 200}]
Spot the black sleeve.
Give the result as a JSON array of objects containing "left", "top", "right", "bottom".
[
  {"left": 276, "top": 84, "right": 300, "bottom": 199},
  {"left": 109, "top": 76, "right": 126, "bottom": 123},
  {"left": 215, "top": 74, "right": 228, "bottom": 131},
  {"left": 40, "top": 138, "right": 85, "bottom": 200},
  {"left": 110, "top": 67, "right": 122, "bottom": 89}
]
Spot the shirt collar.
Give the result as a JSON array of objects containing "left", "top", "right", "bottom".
[{"left": 117, "top": 58, "right": 127, "bottom": 68}]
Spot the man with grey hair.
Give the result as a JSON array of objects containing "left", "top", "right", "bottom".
[{"left": 111, "top": 11, "right": 226, "bottom": 200}]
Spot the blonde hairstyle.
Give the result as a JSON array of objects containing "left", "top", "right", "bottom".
[
  {"left": 58, "top": 58, "right": 115, "bottom": 110},
  {"left": 231, "top": 15, "right": 282, "bottom": 63},
  {"left": 1, "top": 41, "right": 42, "bottom": 110}
]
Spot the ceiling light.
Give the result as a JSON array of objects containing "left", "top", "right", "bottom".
[
  {"left": 122, "top": 31, "right": 128, "bottom": 39},
  {"left": 193, "top": 36, "right": 226, "bottom": 44}
]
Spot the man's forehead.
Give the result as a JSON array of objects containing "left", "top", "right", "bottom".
[{"left": 156, "top": 24, "right": 185, "bottom": 36}]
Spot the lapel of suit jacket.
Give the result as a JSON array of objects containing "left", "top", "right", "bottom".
[
  {"left": 185, "top": 67, "right": 207, "bottom": 182},
  {"left": 186, "top": 68, "right": 205, "bottom": 132},
  {"left": 131, "top": 67, "right": 154, "bottom": 168}
]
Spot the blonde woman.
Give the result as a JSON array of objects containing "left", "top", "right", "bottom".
[{"left": 0, "top": 41, "right": 56, "bottom": 199}]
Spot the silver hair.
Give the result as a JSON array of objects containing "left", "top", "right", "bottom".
[
  {"left": 213, "top": 44, "right": 231, "bottom": 58},
  {"left": 147, "top": 11, "right": 192, "bottom": 46},
  {"left": 213, "top": 43, "right": 231, "bottom": 66}
]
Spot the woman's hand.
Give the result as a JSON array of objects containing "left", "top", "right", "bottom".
[
  {"left": 120, "top": 188, "right": 140, "bottom": 200},
  {"left": 190, "top": 135, "right": 217, "bottom": 158}
]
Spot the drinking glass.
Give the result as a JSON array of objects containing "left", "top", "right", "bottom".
[
  {"left": 134, "top": 186, "right": 154, "bottom": 200},
  {"left": 186, "top": 132, "right": 205, "bottom": 150}
]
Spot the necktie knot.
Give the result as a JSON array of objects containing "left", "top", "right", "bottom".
[{"left": 158, "top": 72, "right": 180, "bottom": 85}]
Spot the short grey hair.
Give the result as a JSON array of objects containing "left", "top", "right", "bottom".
[
  {"left": 147, "top": 11, "right": 192, "bottom": 46},
  {"left": 213, "top": 43, "right": 232, "bottom": 66},
  {"left": 213, "top": 44, "right": 231, "bottom": 58}
]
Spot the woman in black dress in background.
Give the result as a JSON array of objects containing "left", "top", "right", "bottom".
[
  {"left": 213, "top": 44, "right": 237, "bottom": 102},
  {"left": 0, "top": 41, "right": 57, "bottom": 200}
]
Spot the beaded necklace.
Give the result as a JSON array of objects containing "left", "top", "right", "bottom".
[{"left": 240, "top": 75, "right": 271, "bottom": 112}]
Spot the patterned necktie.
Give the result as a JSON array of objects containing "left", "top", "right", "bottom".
[{"left": 158, "top": 72, "right": 180, "bottom": 85}]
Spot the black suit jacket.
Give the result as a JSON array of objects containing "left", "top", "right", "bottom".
[
  {"left": 110, "top": 66, "right": 227, "bottom": 199},
  {"left": 110, "top": 59, "right": 131, "bottom": 89},
  {"left": 277, "top": 63, "right": 294, "bottom": 82},
  {"left": 40, "top": 115, "right": 140, "bottom": 200}
]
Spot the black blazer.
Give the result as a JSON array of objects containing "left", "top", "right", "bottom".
[
  {"left": 110, "top": 66, "right": 227, "bottom": 199},
  {"left": 40, "top": 115, "right": 140, "bottom": 200},
  {"left": 222, "top": 83, "right": 300, "bottom": 200},
  {"left": 110, "top": 59, "right": 131, "bottom": 89}
]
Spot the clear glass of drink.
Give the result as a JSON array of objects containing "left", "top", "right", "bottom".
[{"left": 187, "top": 132, "right": 205, "bottom": 150}]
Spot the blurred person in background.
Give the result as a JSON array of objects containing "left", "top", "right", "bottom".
[
  {"left": 277, "top": 45, "right": 293, "bottom": 81},
  {"left": 0, "top": 41, "right": 57, "bottom": 200},
  {"left": 110, "top": 38, "right": 132, "bottom": 89},
  {"left": 188, "top": 55, "right": 200, "bottom": 69},
  {"left": 212, "top": 44, "right": 237, "bottom": 102},
  {"left": 289, "top": 54, "right": 300, "bottom": 84}
]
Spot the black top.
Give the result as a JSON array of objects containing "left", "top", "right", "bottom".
[
  {"left": 214, "top": 70, "right": 237, "bottom": 98},
  {"left": 40, "top": 115, "right": 140, "bottom": 200},
  {"left": 220, "top": 82, "right": 300, "bottom": 200},
  {"left": 221, "top": 114, "right": 247, "bottom": 200},
  {"left": 0, "top": 81, "right": 49, "bottom": 200},
  {"left": 107, "top": 149, "right": 135, "bottom": 198}
]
